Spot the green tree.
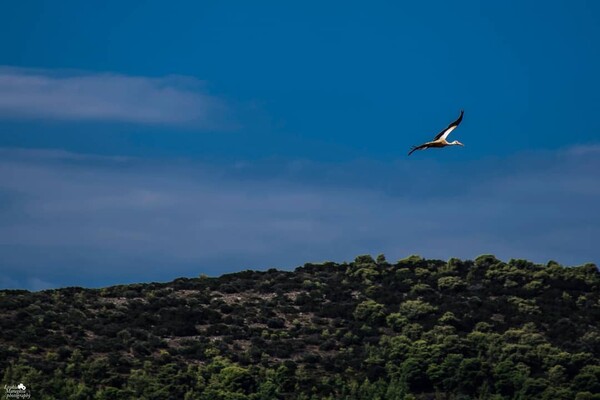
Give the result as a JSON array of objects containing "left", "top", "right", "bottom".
[{"left": 354, "top": 300, "right": 385, "bottom": 325}]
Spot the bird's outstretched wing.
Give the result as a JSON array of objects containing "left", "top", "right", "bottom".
[
  {"left": 408, "top": 142, "right": 431, "bottom": 156},
  {"left": 432, "top": 110, "right": 464, "bottom": 141}
]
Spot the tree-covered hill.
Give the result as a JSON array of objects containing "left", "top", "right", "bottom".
[{"left": 1, "top": 255, "right": 599, "bottom": 399}]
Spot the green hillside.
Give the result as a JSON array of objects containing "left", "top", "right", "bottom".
[{"left": 1, "top": 255, "right": 599, "bottom": 399}]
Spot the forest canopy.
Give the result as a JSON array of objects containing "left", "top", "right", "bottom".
[{"left": 1, "top": 255, "right": 599, "bottom": 399}]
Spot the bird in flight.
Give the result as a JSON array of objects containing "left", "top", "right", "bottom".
[{"left": 408, "top": 110, "right": 464, "bottom": 156}]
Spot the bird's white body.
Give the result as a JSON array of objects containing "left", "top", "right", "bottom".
[{"left": 408, "top": 111, "right": 464, "bottom": 156}]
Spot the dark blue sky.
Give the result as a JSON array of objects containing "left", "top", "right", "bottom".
[{"left": 1, "top": 1, "right": 599, "bottom": 290}]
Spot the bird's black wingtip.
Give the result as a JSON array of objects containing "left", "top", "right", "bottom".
[{"left": 454, "top": 110, "right": 464, "bottom": 125}]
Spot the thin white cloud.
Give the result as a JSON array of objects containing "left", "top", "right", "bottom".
[
  {"left": 0, "top": 146, "right": 598, "bottom": 290},
  {"left": 0, "top": 66, "right": 228, "bottom": 127},
  {"left": 27, "top": 278, "right": 56, "bottom": 292},
  {"left": 565, "top": 143, "right": 600, "bottom": 156}
]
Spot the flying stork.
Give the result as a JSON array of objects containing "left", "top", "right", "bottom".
[{"left": 408, "top": 110, "right": 464, "bottom": 156}]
